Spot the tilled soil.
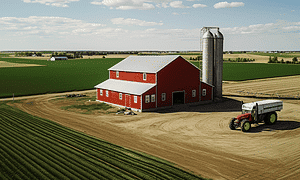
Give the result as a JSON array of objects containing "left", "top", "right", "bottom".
[{"left": 5, "top": 90, "right": 300, "bottom": 180}]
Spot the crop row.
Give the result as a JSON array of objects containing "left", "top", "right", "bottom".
[{"left": 0, "top": 103, "right": 207, "bottom": 180}]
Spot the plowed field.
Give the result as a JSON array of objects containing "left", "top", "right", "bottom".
[
  {"left": 223, "top": 75, "right": 300, "bottom": 98},
  {"left": 5, "top": 76, "right": 300, "bottom": 180}
]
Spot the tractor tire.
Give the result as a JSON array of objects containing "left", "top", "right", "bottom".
[
  {"left": 264, "top": 112, "right": 277, "bottom": 125},
  {"left": 241, "top": 119, "right": 251, "bottom": 132},
  {"left": 229, "top": 118, "right": 236, "bottom": 130}
]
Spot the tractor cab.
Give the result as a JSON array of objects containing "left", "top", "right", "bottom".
[{"left": 241, "top": 104, "right": 257, "bottom": 122}]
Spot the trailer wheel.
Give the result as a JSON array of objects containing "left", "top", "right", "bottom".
[
  {"left": 241, "top": 119, "right": 251, "bottom": 132},
  {"left": 229, "top": 118, "right": 236, "bottom": 130},
  {"left": 265, "top": 112, "right": 277, "bottom": 125}
]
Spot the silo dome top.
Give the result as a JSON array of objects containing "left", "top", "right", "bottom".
[
  {"left": 203, "top": 30, "right": 214, "bottom": 39},
  {"left": 215, "top": 30, "right": 223, "bottom": 39}
]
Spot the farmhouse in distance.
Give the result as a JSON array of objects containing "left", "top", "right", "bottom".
[
  {"left": 50, "top": 56, "right": 68, "bottom": 61},
  {"left": 94, "top": 55, "right": 213, "bottom": 112}
]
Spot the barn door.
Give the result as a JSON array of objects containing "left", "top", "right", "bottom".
[{"left": 125, "top": 94, "right": 131, "bottom": 108}]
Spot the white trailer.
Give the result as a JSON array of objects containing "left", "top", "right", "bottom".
[
  {"left": 230, "top": 100, "right": 283, "bottom": 132},
  {"left": 242, "top": 100, "right": 283, "bottom": 115}
]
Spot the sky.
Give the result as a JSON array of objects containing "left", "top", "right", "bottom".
[{"left": 0, "top": 0, "right": 299, "bottom": 51}]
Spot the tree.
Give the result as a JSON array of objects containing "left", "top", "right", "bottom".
[
  {"left": 280, "top": 59, "right": 284, "bottom": 63},
  {"left": 292, "top": 57, "right": 298, "bottom": 64},
  {"left": 273, "top": 56, "right": 278, "bottom": 63},
  {"left": 268, "top": 56, "right": 272, "bottom": 63}
]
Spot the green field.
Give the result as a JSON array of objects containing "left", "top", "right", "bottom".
[
  {"left": 0, "top": 58, "right": 122, "bottom": 98},
  {"left": 0, "top": 102, "right": 207, "bottom": 180},
  {"left": 191, "top": 62, "right": 300, "bottom": 81},
  {"left": 1, "top": 58, "right": 300, "bottom": 98}
]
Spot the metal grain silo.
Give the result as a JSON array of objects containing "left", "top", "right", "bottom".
[
  {"left": 202, "top": 30, "right": 214, "bottom": 85},
  {"left": 213, "top": 29, "right": 224, "bottom": 98}
]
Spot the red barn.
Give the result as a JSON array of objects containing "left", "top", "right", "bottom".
[{"left": 94, "top": 55, "right": 213, "bottom": 112}]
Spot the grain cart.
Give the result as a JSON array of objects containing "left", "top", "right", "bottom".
[{"left": 229, "top": 100, "right": 283, "bottom": 132}]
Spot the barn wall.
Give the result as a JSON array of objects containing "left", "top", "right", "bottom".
[
  {"left": 157, "top": 56, "right": 200, "bottom": 107},
  {"left": 110, "top": 71, "right": 156, "bottom": 83},
  {"left": 96, "top": 88, "right": 141, "bottom": 110},
  {"left": 142, "top": 86, "right": 157, "bottom": 110},
  {"left": 201, "top": 82, "right": 213, "bottom": 101},
  {"left": 124, "top": 94, "right": 141, "bottom": 110}
]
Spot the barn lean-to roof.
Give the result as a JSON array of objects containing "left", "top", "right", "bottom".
[
  {"left": 108, "top": 55, "right": 200, "bottom": 73},
  {"left": 94, "top": 79, "right": 156, "bottom": 95}
]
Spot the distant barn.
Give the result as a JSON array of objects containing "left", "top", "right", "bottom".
[
  {"left": 50, "top": 57, "right": 68, "bottom": 61},
  {"left": 94, "top": 55, "right": 213, "bottom": 112}
]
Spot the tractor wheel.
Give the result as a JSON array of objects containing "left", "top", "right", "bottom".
[
  {"left": 229, "top": 118, "right": 236, "bottom": 130},
  {"left": 265, "top": 112, "right": 277, "bottom": 125},
  {"left": 241, "top": 119, "right": 251, "bottom": 132}
]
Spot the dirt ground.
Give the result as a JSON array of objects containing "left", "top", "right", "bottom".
[
  {"left": 4, "top": 79, "right": 300, "bottom": 179},
  {"left": 0, "top": 61, "right": 46, "bottom": 68},
  {"left": 223, "top": 75, "right": 300, "bottom": 97},
  {"left": 223, "top": 54, "right": 295, "bottom": 63}
]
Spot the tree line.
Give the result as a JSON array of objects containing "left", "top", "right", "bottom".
[
  {"left": 15, "top": 52, "right": 42, "bottom": 57},
  {"left": 268, "top": 56, "right": 299, "bottom": 64},
  {"left": 226, "top": 58, "right": 255, "bottom": 62}
]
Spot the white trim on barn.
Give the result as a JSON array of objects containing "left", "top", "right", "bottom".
[
  {"left": 94, "top": 79, "right": 156, "bottom": 95},
  {"left": 96, "top": 100, "right": 142, "bottom": 112}
]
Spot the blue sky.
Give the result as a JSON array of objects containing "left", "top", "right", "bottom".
[{"left": 0, "top": 0, "right": 299, "bottom": 51}]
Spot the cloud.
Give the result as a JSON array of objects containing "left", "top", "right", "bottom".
[
  {"left": 169, "top": 1, "right": 189, "bottom": 8},
  {"left": 192, "top": 4, "right": 207, "bottom": 8},
  {"left": 221, "top": 21, "right": 300, "bottom": 34},
  {"left": 172, "top": 12, "right": 179, "bottom": 15},
  {"left": 156, "top": 2, "right": 169, "bottom": 8},
  {"left": 91, "top": 0, "right": 155, "bottom": 10},
  {"left": 22, "top": 0, "right": 79, "bottom": 7},
  {"left": 214, "top": 1, "right": 244, "bottom": 9},
  {"left": 111, "top": 18, "right": 163, "bottom": 26},
  {"left": 0, "top": 16, "right": 106, "bottom": 36}
]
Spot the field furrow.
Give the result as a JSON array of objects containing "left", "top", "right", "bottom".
[
  {"left": 1, "top": 108, "right": 198, "bottom": 180},
  {"left": 0, "top": 103, "right": 205, "bottom": 180}
]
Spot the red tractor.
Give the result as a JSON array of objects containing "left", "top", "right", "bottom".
[{"left": 229, "top": 100, "right": 283, "bottom": 132}]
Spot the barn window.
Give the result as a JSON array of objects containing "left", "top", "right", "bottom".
[
  {"left": 116, "top": 71, "right": 119, "bottom": 78},
  {"left": 202, "top": 89, "right": 206, "bottom": 96},
  {"left": 161, "top": 93, "right": 166, "bottom": 101},
  {"left": 151, "top": 94, "right": 155, "bottom": 102},
  {"left": 192, "top": 90, "right": 196, "bottom": 97},
  {"left": 145, "top": 95, "right": 150, "bottom": 103},
  {"left": 119, "top": 93, "right": 122, "bottom": 100},
  {"left": 143, "top": 73, "right": 147, "bottom": 81},
  {"left": 134, "top": 96, "right": 137, "bottom": 103},
  {"left": 106, "top": 90, "right": 109, "bottom": 97},
  {"left": 100, "top": 89, "right": 103, "bottom": 96}
]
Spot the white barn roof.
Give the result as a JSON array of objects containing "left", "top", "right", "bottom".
[
  {"left": 108, "top": 55, "right": 192, "bottom": 73},
  {"left": 94, "top": 79, "right": 156, "bottom": 95}
]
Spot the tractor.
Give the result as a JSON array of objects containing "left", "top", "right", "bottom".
[{"left": 229, "top": 100, "right": 283, "bottom": 132}]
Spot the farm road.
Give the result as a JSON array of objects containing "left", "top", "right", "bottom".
[{"left": 6, "top": 89, "right": 300, "bottom": 180}]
